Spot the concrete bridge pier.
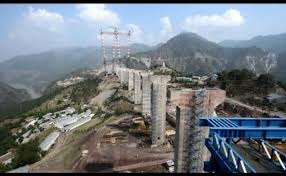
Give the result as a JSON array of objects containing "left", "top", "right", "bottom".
[{"left": 174, "top": 88, "right": 225, "bottom": 173}]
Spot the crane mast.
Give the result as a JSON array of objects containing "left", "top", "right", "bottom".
[{"left": 100, "top": 27, "right": 131, "bottom": 75}]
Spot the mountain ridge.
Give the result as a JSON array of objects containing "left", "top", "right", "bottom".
[
  {"left": 0, "top": 82, "right": 31, "bottom": 114},
  {"left": 132, "top": 32, "right": 281, "bottom": 78},
  {"left": 219, "top": 32, "right": 286, "bottom": 53},
  {"left": 0, "top": 43, "right": 154, "bottom": 98}
]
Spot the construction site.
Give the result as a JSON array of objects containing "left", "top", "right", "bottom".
[
  {"left": 24, "top": 27, "right": 286, "bottom": 173},
  {"left": 96, "top": 27, "right": 286, "bottom": 173}
]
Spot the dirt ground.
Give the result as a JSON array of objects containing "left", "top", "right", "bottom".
[
  {"left": 29, "top": 76, "right": 175, "bottom": 173},
  {"left": 29, "top": 112, "right": 173, "bottom": 173},
  {"left": 130, "top": 164, "right": 169, "bottom": 173},
  {"left": 72, "top": 114, "right": 174, "bottom": 172}
]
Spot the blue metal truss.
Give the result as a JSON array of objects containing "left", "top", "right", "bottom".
[
  {"left": 198, "top": 116, "right": 286, "bottom": 173},
  {"left": 249, "top": 138, "right": 286, "bottom": 172},
  {"left": 205, "top": 133, "right": 256, "bottom": 173},
  {"left": 199, "top": 117, "right": 286, "bottom": 138}
]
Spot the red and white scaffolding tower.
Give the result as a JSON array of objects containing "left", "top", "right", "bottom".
[{"left": 100, "top": 27, "right": 131, "bottom": 74}]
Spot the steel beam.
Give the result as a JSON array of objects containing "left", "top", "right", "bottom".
[
  {"left": 206, "top": 133, "right": 256, "bottom": 173},
  {"left": 200, "top": 117, "right": 286, "bottom": 128},
  {"left": 199, "top": 117, "right": 286, "bottom": 139}
]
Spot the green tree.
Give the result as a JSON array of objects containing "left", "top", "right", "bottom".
[
  {"left": 114, "top": 101, "right": 133, "bottom": 115},
  {"left": 12, "top": 139, "right": 40, "bottom": 168},
  {"left": 256, "top": 74, "right": 275, "bottom": 95},
  {"left": 277, "top": 81, "right": 286, "bottom": 91},
  {"left": 0, "top": 127, "right": 16, "bottom": 155},
  {"left": 0, "top": 163, "right": 9, "bottom": 173}
]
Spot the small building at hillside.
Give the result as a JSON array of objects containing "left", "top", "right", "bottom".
[
  {"left": 211, "top": 74, "right": 218, "bottom": 81},
  {"left": 55, "top": 116, "right": 79, "bottom": 129},
  {"left": 200, "top": 76, "right": 209, "bottom": 81},
  {"left": 0, "top": 152, "right": 14, "bottom": 165},
  {"left": 175, "top": 77, "right": 193, "bottom": 82},
  {"left": 24, "top": 119, "right": 37, "bottom": 129},
  {"left": 265, "top": 93, "right": 286, "bottom": 104},
  {"left": 39, "top": 131, "right": 60, "bottom": 151},
  {"left": 192, "top": 76, "right": 201, "bottom": 81},
  {"left": 165, "top": 129, "right": 176, "bottom": 137},
  {"left": 7, "top": 165, "right": 29, "bottom": 173},
  {"left": 63, "top": 114, "right": 94, "bottom": 132}
]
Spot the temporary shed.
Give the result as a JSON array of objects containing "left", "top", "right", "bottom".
[{"left": 39, "top": 131, "right": 60, "bottom": 151}]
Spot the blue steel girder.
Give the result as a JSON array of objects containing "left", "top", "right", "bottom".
[
  {"left": 209, "top": 127, "right": 285, "bottom": 139},
  {"left": 199, "top": 117, "right": 286, "bottom": 127},
  {"left": 199, "top": 117, "right": 286, "bottom": 139},
  {"left": 250, "top": 138, "right": 286, "bottom": 172},
  {"left": 206, "top": 133, "right": 256, "bottom": 173}
]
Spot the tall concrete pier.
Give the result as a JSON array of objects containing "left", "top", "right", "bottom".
[
  {"left": 150, "top": 75, "right": 171, "bottom": 146},
  {"left": 174, "top": 88, "right": 225, "bottom": 173},
  {"left": 134, "top": 70, "right": 142, "bottom": 105},
  {"left": 141, "top": 71, "right": 153, "bottom": 117},
  {"left": 122, "top": 68, "right": 129, "bottom": 84},
  {"left": 128, "top": 69, "right": 134, "bottom": 91},
  {"left": 114, "top": 64, "right": 119, "bottom": 76},
  {"left": 119, "top": 68, "right": 124, "bottom": 83}
]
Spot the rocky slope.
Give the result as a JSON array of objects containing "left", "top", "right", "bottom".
[
  {"left": 219, "top": 32, "right": 286, "bottom": 54},
  {"left": 132, "top": 32, "right": 281, "bottom": 79},
  {"left": 0, "top": 82, "right": 31, "bottom": 114}
]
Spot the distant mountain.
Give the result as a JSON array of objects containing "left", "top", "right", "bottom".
[
  {"left": 0, "top": 46, "right": 101, "bottom": 98},
  {"left": 272, "top": 51, "right": 286, "bottom": 81},
  {"left": 218, "top": 40, "right": 243, "bottom": 48},
  {"left": 129, "top": 43, "right": 153, "bottom": 53},
  {"left": 152, "top": 42, "right": 165, "bottom": 49},
  {"left": 219, "top": 33, "right": 286, "bottom": 53},
  {"left": 0, "top": 82, "right": 30, "bottom": 114},
  {"left": 0, "top": 43, "right": 153, "bottom": 98},
  {"left": 132, "top": 32, "right": 282, "bottom": 79}
]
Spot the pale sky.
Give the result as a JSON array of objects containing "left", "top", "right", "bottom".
[{"left": 1, "top": 3, "right": 286, "bottom": 61}]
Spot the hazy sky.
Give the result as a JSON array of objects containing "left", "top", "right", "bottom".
[{"left": 1, "top": 3, "right": 286, "bottom": 61}]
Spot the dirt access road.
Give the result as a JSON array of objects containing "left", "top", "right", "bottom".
[
  {"left": 112, "top": 156, "right": 172, "bottom": 172},
  {"left": 225, "top": 98, "right": 286, "bottom": 117}
]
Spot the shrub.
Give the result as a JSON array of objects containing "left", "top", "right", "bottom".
[
  {"left": 114, "top": 101, "right": 133, "bottom": 115},
  {"left": 0, "top": 163, "right": 9, "bottom": 173},
  {"left": 12, "top": 139, "right": 41, "bottom": 168}
]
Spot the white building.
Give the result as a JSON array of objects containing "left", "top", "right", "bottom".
[
  {"left": 63, "top": 115, "right": 93, "bottom": 132},
  {"left": 266, "top": 93, "right": 286, "bottom": 104},
  {"left": 39, "top": 131, "right": 60, "bottom": 151},
  {"left": 65, "top": 107, "right": 75, "bottom": 114},
  {"left": 176, "top": 77, "right": 193, "bottom": 82},
  {"left": 21, "top": 130, "right": 40, "bottom": 144},
  {"left": 54, "top": 116, "right": 79, "bottom": 129},
  {"left": 165, "top": 160, "right": 175, "bottom": 173},
  {"left": 22, "top": 130, "right": 31, "bottom": 138},
  {"left": 57, "top": 107, "right": 75, "bottom": 116},
  {"left": 24, "top": 119, "right": 37, "bottom": 129},
  {"left": 166, "top": 160, "right": 175, "bottom": 167},
  {"left": 200, "top": 76, "right": 209, "bottom": 81},
  {"left": 7, "top": 165, "right": 29, "bottom": 173},
  {"left": 39, "top": 120, "right": 53, "bottom": 129},
  {"left": 211, "top": 74, "right": 218, "bottom": 80},
  {"left": 0, "top": 152, "right": 14, "bottom": 165},
  {"left": 84, "top": 109, "right": 92, "bottom": 117},
  {"left": 42, "top": 113, "right": 53, "bottom": 120},
  {"left": 89, "top": 113, "right": 94, "bottom": 119},
  {"left": 169, "top": 166, "right": 174, "bottom": 173},
  {"left": 192, "top": 76, "right": 201, "bottom": 81}
]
